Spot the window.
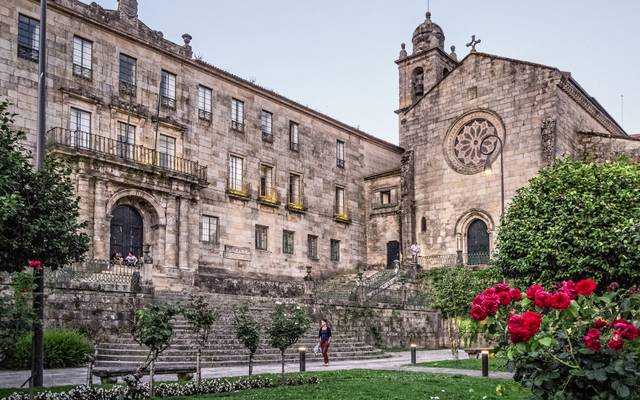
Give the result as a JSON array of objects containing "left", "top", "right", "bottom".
[
  {"left": 69, "top": 108, "right": 91, "bottom": 148},
  {"left": 72, "top": 36, "right": 92, "bottom": 79},
  {"left": 335, "top": 186, "right": 345, "bottom": 216},
  {"left": 255, "top": 225, "right": 268, "bottom": 251},
  {"left": 158, "top": 134, "right": 176, "bottom": 169},
  {"left": 336, "top": 140, "right": 345, "bottom": 168},
  {"left": 197, "top": 85, "right": 212, "bottom": 121},
  {"left": 259, "top": 164, "right": 274, "bottom": 199},
  {"left": 283, "top": 230, "right": 294, "bottom": 255},
  {"left": 231, "top": 98, "right": 244, "bottom": 131},
  {"left": 117, "top": 122, "right": 135, "bottom": 159},
  {"left": 380, "top": 190, "right": 391, "bottom": 205},
  {"left": 421, "top": 216, "right": 427, "bottom": 233},
  {"left": 289, "top": 121, "right": 299, "bottom": 151},
  {"left": 17, "top": 14, "right": 39, "bottom": 62},
  {"left": 119, "top": 54, "right": 137, "bottom": 97},
  {"left": 288, "top": 173, "right": 302, "bottom": 206},
  {"left": 228, "top": 155, "right": 244, "bottom": 191},
  {"left": 330, "top": 239, "right": 340, "bottom": 262},
  {"left": 261, "top": 110, "right": 273, "bottom": 142},
  {"left": 307, "top": 235, "right": 318, "bottom": 260},
  {"left": 200, "top": 215, "right": 219, "bottom": 244},
  {"left": 160, "top": 70, "right": 176, "bottom": 108}
]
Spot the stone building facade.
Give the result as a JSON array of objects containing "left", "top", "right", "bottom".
[
  {"left": 0, "top": 0, "right": 402, "bottom": 289},
  {"left": 1, "top": 1, "right": 638, "bottom": 290}
]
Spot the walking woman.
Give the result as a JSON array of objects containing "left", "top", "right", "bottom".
[{"left": 318, "top": 319, "right": 332, "bottom": 366}]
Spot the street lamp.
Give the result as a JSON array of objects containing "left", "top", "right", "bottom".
[{"left": 480, "top": 134, "right": 505, "bottom": 216}]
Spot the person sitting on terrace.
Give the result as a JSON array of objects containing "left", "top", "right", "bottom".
[{"left": 124, "top": 251, "right": 138, "bottom": 266}]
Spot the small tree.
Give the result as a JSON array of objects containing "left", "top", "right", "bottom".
[
  {"left": 267, "top": 303, "right": 310, "bottom": 376},
  {"left": 233, "top": 302, "right": 260, "bottom": 376},
  {"left": 0, "top": 272, "right": 35, "bottom": 366},
  {"left": 426, "top": 265, "right": 499, "bottom": 359},
  {"left": 132, "top": 303, "right": 177, "bottom": 396},
  {"left": 181, "top": 295, "right": 219, "bottom": 384}
]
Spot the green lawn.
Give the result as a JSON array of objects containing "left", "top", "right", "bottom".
[
  {"left": 416, "top": 358, "right": 511, "bottom": 372},
  {"left": 162, "top": 370, "right": 527, "bottom": 400}
]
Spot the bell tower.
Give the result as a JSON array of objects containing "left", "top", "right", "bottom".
[{"left": 396, "top": 12, "right": 458, "bottom": 111}]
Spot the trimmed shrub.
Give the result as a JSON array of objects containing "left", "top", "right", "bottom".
[{"left": 10, "top": 328, "right": 91, "bottom": 369}]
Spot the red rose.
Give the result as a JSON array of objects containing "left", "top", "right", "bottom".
[
  {"left": 608, "top": 338, "right": 624, "bottom": 351},
  {"left": 28, "top": 260, "right": 42, "bottom": 269},
  {"left": 616, "top": 323, "right": 640, "bottom": 341},
  {"left": 582, "top": 328, "right": 601, "bottom": 351},
  {"left": 509, "top": 288, "right": 522, "bottom": 301},
  {"left": 522, "top": 311, "right": 542, "bottom": 334},
  {"left": 534, "top": 290, "right": 551, "bottom": 308},
  {"left": 593, "top": 319, "right": 609, "bottom": 328},
  {"left": 494, "top": 283, "right": 510, "bottom": 293},
  {"left": 612, "top": 319, "right": 629, "bottom": 330},
  {"left": 482, "top": 294, "right": 500, "bottom": 314},
  {"left": 483, "top": 287, "right": 497, "bottom": 296},
  {"left": 548, "top": 292, "right": 571, "bottom": 310},
  {"left": 470, "top": 305, "right": 487, "bottom": 321},
  {"left": 575, "top": 279, "right": 596, "bottom": 296},
  {"left": 526, "top": 284, "right": 544, "bottom": 300},
  {"left": 498, "top": 291, "right": 512, "bottom": 306},
  {"left": 561, "top": 280, "right": 577, "bottom": 300},
  {"left": 472, "top": 294, "right": 484, "bottom": 305},
  {"left": 507, "top": 311, "right": 542, "bottom": 344}
]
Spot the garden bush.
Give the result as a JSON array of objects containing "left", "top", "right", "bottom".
[
  {"left": 470, "top": 279, "right": 640, "bottom": 399},
  {"left": 10, "top": 328, "right": 91, "bottom": 369},
  {"left": 494, "top": 158, "right": 640, "bottom": 287}
]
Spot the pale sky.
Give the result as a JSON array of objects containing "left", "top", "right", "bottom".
[{"left": 91, "top": 0, "right": 640, "bottom": 144}]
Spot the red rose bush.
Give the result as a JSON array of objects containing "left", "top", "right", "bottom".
[{"left": 470, "top": 279, "right": 640, "bottom": 399}]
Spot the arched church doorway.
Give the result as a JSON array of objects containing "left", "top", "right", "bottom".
[
  {"left": 110, "top": 205, "right": 143, "bottom": 259},
  {"left": 386, "top": 240, "right": 400, "bottom": 269},
  {"left": 467, "top": 219, "right": 489, "bottom": 265}
]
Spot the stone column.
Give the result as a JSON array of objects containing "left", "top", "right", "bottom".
[
  {"left": 164, "top": 198, "right": 178, "bottom": 267},
  {"left": 92, "top": 179, "right": 108, "bottom": 260},
  {"left": 177, "top": 197, "right": 189, "bottom": 269}
]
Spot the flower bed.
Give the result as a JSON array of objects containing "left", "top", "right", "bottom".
[
  {"left": 470, "top": 280, "right": 640, "bottom": 399},
  {"left": 0, "top": 375, "right": 320, "bottom": 400}
]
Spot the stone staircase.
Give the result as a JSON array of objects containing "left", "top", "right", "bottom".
[{"left": 94, "top": 291, "right": 388, "bottom": 370}]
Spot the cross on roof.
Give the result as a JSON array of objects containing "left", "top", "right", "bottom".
[{"left": 466, "top": 35, "right": 481, "bottom": 53}]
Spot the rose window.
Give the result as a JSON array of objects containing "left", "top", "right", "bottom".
[{"left": 453, "top": 119, "right": 497, "bottom": 169}]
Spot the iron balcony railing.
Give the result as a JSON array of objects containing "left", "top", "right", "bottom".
[
  {"left": 418, "top": 252, "right": 492, "bottom": 268},
  {"left": 47, "top": 128, "right": 207, "bottom": 182}
]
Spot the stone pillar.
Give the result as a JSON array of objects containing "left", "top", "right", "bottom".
[
  {"left": 187, "top": 199, "right": 200, "bottom": 270},
  {"left": 164, "top": 198, "right": 178, "bottom": 267},
  {"left": 92, "top": 179, "right": 108, "bottom": 260},
  {"left": 177, "top": 197, "right": 189, "bottom": 269},
  {"left": 303, "top": 266, "right": 315, "bottom": 303}
]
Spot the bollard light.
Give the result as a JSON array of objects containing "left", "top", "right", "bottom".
[
  {"left": 410, "top": 343, "right": 417, "bottom": 365},
  {"left": 298, "top": 346, "right": 306, "bottom": 372},
  {"left": 481, "top": 350, "right": 490, "bottom": 377}
]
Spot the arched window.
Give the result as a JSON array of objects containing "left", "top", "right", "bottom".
[
  {"left": 466, "top": 219, "right": 489, "bottom": 265},
  {"left": 411, "top": 67, "right": 424, "bottom": 98},
  {"left": 420, "top": 217, "right": 427, "bottom": 233}
]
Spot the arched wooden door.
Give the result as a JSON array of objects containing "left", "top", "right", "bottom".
[
  {"left": 467, "top": 219, "right": 489, "bottom": 265},
  {"left": 110, "top": 205, "right": 143, "bottom": 258}
]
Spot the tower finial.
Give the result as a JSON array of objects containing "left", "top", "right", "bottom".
[{"left": 466, "top": 35, "right": 481, "bottom": 53}]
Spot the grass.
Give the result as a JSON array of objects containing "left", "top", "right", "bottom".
[
  {"left": 416, "top": 358, "right": 511, "bottom": 372},
  {"left": 161, "top": 370, "right": 527, "bottom": 400},
  {"left": 0, "top": 370, "right": 527, "bottom": 400}
]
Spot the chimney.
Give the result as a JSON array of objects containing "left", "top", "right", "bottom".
[{"left": 118, "top": 0, "right": 138, "bottom": 23}]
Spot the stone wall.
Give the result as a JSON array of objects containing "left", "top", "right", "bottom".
[
  {"left": 311, "top": 302, "right": 444, "bottom": 348},
  {"left": 43, "top": 287, "right": 151, "bottom": 340},
  {"left": 364, "top": 171, "right": 401, "bottom": 268},
  {"left": 576, "top": 132, "right": 640, "bottom": 162}
]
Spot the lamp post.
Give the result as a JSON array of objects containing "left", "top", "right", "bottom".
[
  {"left": 410, "top": 343, "right": 417, "bottom": 365},
  {"left": 481, "top": 350, "right": 490, "bottom": 377},
  {"left": 480, "top": 134, "right": 505, "bottom": 216},
  {"left": 298, "top": 347, "right": 306, "bottom": 372}
]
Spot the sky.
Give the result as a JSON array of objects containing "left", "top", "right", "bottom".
[{"left": 91, "top": 0, "right": 640, "bottom": 144}]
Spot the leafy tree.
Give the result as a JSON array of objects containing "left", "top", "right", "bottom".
[
  {"left": 267, "top": 303, "right": 310, "bottom": 376},
  {"left": 0, "top": 100, "right": 89, "bottom": 272},
  {"left": 233, "top": 302, "right": 260, "bottom": 376},
  {"left": 425, "top": 266, "right": 499, "bottom": 359},
  {"left": 181, "top": 295, "right": 219, "bottom": 384},
  {"left": 132, "top": 303, "right": 177, "bottom": 396},
  {"left": 0, "top": 272, "right": 35, "bottom": 366},
  {"left": 494, "top": 158, "right": 640, "bottom": 287}
]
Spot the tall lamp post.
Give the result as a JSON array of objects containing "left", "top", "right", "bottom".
[{"left": 480, "top": 135, "right": 505, "bottom": 217}]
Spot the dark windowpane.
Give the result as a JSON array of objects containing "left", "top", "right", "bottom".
[{"left": 17, "top": 14, "right": 39, "bottom": 62}]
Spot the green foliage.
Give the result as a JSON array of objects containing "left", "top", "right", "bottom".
[
  {"left": 182, "top": 295, "right": 219, "bottom": 348},
  {"left": 0, "top": 271, "right": 35, "bottom": 367},
  {"left": 0, "top": 100, "right": 89, "bottom": 272},
  {"left": 133, "top": 303, "right": 177, "bottom": 368},
  {"left": 267, "top": 303, "right": 310, "bottom": 375},
  {"left": 494, "top": 158, "right": 640, "bottom": 287},
  {"left": 233, "top": 302, "right": 260, "bottom": 356},
  {"left": 9, "top": 328, "right": 91, "bottom": 369}
]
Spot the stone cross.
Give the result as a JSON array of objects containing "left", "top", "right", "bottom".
[{"left": 466, "top": 35, "right": 481, "bottom": 53}]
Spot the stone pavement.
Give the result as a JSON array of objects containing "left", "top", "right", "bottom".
[{"left": 0, "top": 350, "right": 512, "bottom": 389}]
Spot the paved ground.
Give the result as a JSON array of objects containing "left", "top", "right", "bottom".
[{"left": 0, "top": 350, "right": 512, "bottom": 389}]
